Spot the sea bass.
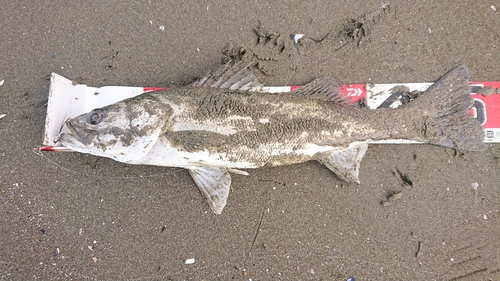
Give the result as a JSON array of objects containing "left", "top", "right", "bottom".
[{"left": 58, "top": 63, "right": 485, "bottom": 214}]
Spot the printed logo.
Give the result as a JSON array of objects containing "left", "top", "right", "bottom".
[
  {"left": 472, "top": 99, "right": 486, "bottom": 125},
  {"left": 345, "top": 87, "right": 363, "bottom": 97}
]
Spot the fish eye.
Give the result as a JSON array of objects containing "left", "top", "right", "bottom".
[{"left": 89, "top": 109, "right": 104, "bottom": 125}]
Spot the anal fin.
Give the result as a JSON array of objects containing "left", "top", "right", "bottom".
[
  {"left": 316, "top": 143, "right": 368, "bottom": 183},
  {"left": 188, "top": 167, "right": 231, "bottom": 214}
]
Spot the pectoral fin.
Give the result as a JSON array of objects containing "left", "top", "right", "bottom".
[
  {"left": 188, "top": 167, "right": 231, "bottom": 214},
  {"left": 316, "top": 143, "right": 368, "bottom": 183}
]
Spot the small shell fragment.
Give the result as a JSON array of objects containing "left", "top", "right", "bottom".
[
  {"left": 291, "top": 34, "right": 304, "bottom": 44},
  {"left": 471, "top": 182, "right": 479, "bottom": 190},
  {"left": 185, "top": 258, "right": 195, "bottom": 265}
]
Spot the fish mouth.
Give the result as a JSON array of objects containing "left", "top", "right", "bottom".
[{"left": 58, "top": 120, "right": 98, "bottom": 147}]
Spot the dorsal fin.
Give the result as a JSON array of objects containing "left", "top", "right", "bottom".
[
  {"left": 292, "top": 77, "right": 354, "bottom": 107},
  {"left": 193, "top": 61, "right": 264, "bottom": 92}
]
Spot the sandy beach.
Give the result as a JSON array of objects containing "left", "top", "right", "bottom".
[{"left": 1, "top": 1, "right": 499, "bottom": 280}]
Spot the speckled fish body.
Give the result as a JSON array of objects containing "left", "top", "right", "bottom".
[
  {"left": 59, "top": 63, "right": 485, "bottom": 214},
  {"left": 130, "top": 87, "right": 400, "bottom": 168}
]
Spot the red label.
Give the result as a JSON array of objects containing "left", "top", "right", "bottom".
[
  {"left": 338, "top": 84, "right": 367, "bottom": 103},
  {"left": 471, "top": 82, "right": 500, "bottom": 129},
  {"left": 143, "top": 87, "right": 170, "bottom": 93},
  {"left": 471, "top": 94, "right": 500, "bottom": 128}
]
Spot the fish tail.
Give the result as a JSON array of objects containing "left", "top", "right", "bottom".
[{"left": 410, "top": 65, "right": 485, "bottom": 151}]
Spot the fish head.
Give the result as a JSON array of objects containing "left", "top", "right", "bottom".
[{"left": 58, "top": 96, "right": 171, "bottom": 162}]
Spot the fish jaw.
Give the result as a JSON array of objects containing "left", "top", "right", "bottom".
[
  {"left": 57, "top": 131, "right": 95, "bottom": 154},
  {"left": 58, "top": 132, "right": 128, "bottom": 162},
  {"left": 58, "top": 130, "right": 161, "bottom": 162}
]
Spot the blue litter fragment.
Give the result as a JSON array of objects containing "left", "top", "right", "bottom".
[{"left": 50, "top": 52, "right": 55, "bottom": 58}]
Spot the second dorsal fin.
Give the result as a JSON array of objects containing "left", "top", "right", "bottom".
[{"left": 292, "top": 77, "right": 354, "bottom": 107}]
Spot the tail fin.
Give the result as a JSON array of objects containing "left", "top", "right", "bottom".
[{"left": 411, "top": 65, "right": 485, "bottom": 151}]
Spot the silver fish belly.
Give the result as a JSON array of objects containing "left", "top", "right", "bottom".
[{"left": 58, "top": 63, "right": 485, "bottom": 214}]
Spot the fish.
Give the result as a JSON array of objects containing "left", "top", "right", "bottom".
[{"left": 58, "top": 62, "right": 486, "bottom": 214}]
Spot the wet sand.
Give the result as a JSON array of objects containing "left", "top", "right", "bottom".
[{"left": 1, "top": 1, "right": 499, "bottom": 280}]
